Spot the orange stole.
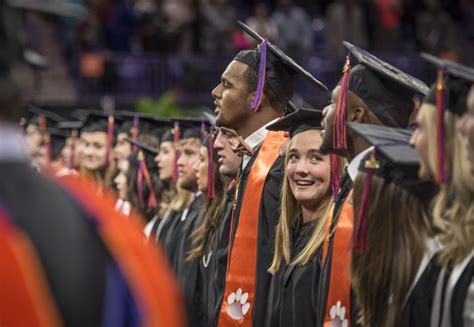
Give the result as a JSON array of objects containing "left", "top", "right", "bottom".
[
  {"left": 0, "top": 209, "right": 62, "bottom": 327},
  {"left": 218, "top": 131, "right": 286, "bottom": 327},
  {"left": 56, "top": 175, "right": 186, "bottom": 327},
  {"left": 322, "top": 191, "right": 354, "bottom": 326}
]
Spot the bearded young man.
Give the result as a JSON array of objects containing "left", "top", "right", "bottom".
[
  {"left": 212, "top": 22, "right": 327, "bottom": 327},
  {"left": 316, "top": 42, "right": 429, "bottom": 326}
]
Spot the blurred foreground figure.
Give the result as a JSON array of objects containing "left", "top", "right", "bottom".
[{"left": 0, "top": 1, "right": 185, "bottom": 326}]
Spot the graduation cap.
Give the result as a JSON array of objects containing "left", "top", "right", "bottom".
[
  {"left": 235, "top": 21, "right": 328, "bottom": 114},
  {"left": 420, "top": 53, "right": 474, "bottom": 184},
  {"left": 170, "top": 117, "right": 212, "bottom": 141},
  {"left": 266, "top": 107, "right": 323, "bottom": 138},
  {"left": 116, "top": 112, "right": 173, "bottom": 150},
  {"left": 347, "top": 123, "right": 437, "bottom": 253},
  {"left": 330, "top": 42, "right": 429, "bottom": 198},
  {"left": 126, "top": 138, "right": 160, "bottom": 156},
  {"left": 26, "top": 106, "right": 65, "bottom": 128}
]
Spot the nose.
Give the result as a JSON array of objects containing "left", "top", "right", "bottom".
[
  {"left": 82, "top": 144, "right": 92, "bottom": 156},
  {"left": 154, "top": 153, "right": 160, "bottom": 165},
  {"left": 214, "top": 132, "right": 224, "bottom": 150},
  {"left": 177, "top": 153, "right": 184, "bottom": 167},
  {"left": 295, "top": 160, "right": 309, "bottom": 176},
  {"left": 212, "top": 83, "right": 223, "bottom": 99},
  {"left": 192, "top": 160, "right": 200, "bottom": 174}
]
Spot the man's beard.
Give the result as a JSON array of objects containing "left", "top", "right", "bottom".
[{"left": 179, "top": 176, "right": 198, "bottom": 192}]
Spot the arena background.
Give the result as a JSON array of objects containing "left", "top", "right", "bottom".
[{"left": 26, "top": 0, "right": 474, "bottom": 116}]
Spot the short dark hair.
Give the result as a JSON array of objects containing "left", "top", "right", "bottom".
[{"left": 243, "top": 66, "right": 288, "bottom": 115}]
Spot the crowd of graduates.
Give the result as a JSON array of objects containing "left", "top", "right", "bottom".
[{"left": 2, "top": 1, "right": 474, "bottom": 327}]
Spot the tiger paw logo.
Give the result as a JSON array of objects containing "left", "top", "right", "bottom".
[
  {"left": 329, "top": 301, "right": 348, "bottom": 327},
  {"left": 227, "top": 288, "right": 250, "bottom": 320}
]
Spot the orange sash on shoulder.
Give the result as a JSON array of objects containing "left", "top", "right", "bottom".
[
  {"left": 322, "top": 191, "right": 354, "bottom": 326},
  {"left": 218, "top": 131, "right": 286, "bottom": 327},
  {"left": 56, "top": 175, "right": 186, "bottom": 327},
  {"left": 0, "top": 208, "right": 62, "bottom": 327}
]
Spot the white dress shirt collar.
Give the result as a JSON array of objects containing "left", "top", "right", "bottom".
[{"left": 242, "top": 118, "right": 280, "bottom": 170}]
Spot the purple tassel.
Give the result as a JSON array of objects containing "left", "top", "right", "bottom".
[{"left": 250, "top": 39, "right": 268, "bottom": 112}]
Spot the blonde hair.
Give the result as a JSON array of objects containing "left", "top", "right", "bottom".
[
  {"left": 268, "top": 137, "right": 333, "bottom": 274},
  {"left": 420, "top": 106, "right": 474, "bottom": 264}
]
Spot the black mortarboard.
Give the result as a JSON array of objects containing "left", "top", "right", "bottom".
[
  {"left": 234, "top": 21, "right": 327, "bottom": 114},
  {"left": 347, "top": 122, "right": 435, "bottom": 198},
  {"left": 348, "top": 122, "right": 437, "bottom": 253},
  {"left": 57, "top": 120, "right": 83, "bottom": 133},
  {"left": 171, "top": 117, "right": 212, "bottom": 141},
  {"left": 116, "top": 112, "right": 174, "bottom": 141},
  {"left": 266, "top": 107, "right": 323, "bottom": 138},
  {"left": 421, "top": 53, "right": 474, "bottom": 116},
  {"left": 70, "top": 108, "right": 91, "bottom": 122},
  {"left": 27, "top": 106, "right": 65, "bottom": 127},
  {"left": 81, "top": 112, "right": 119, "bottom": 133},
  {"left": 341, "top": 41, "right": 429, "bottom": 128},
  {"left": 126, "top": 138, "right": 159, "bottom": 156}
]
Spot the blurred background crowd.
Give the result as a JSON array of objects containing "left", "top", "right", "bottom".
[{"left": 26, "top": 0, "right": 474, "bottom": 114}]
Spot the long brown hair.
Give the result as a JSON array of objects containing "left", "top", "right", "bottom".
[
  {"left": 351, "top": 174, "right": 435, "bottom": 327},
  {"left": 268, "top": 137, "right": 333, "bottom": 274},
  {"left": 187, "top": 149, "right": 229, "bottom": 260}
]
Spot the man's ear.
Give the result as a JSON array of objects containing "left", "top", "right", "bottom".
[{"left": 348, "top": 106, "right": 367, "bottom": 123}]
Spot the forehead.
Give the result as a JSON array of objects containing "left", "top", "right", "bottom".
[
  {"left": 200, "top": 146, "right": 209, "bottom": 155},
  {"left": 289, "top": 130, "right": 323, "bottom": 150},
  {"left": 81, "top": 131, "right": 107, "bottom": 141},
  {"left": 222, "top": 60, "right": 249, "bottom": 83},
  {"left": 160, "top": 140, "right": 174, "bottom": 149},
  {"left": 180, "top": 138, "right": 201, "bottom": 150}
]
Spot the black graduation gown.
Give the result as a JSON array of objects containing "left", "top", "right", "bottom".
[
  {"left": 316, "top": 171, "right": 360, "bottom": 326},
  {"left": 0, "top": 161, "right": 108, "bottom": 327},
  {"left": 174, "top": 194, "right": 206, "bottom": 327},
  {"left": 451, "top": 257, "right": 474, "bottom": 326},
  {"left": 155, "top": 208, "right": 184, "bottom": 264},
  {"left": 200, "top": 185, "right": 235, "bottom": 327},
  {"left": 265, "top": 221, "right": 322, "bottom": 327},
  {"left": 399, "top": 255, "right": 443, "bottom": 326}
]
